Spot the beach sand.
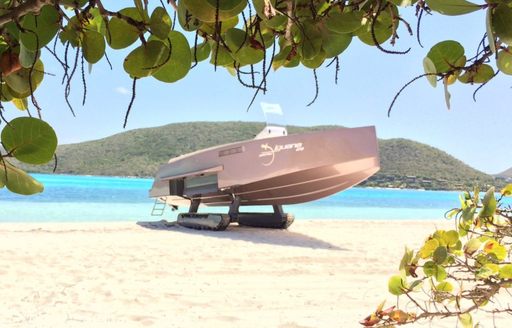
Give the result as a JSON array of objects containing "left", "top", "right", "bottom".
[{"left": 0, "top": 220, "right": 507, "bottom": 327}]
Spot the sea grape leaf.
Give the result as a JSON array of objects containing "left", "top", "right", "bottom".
[
  {"left": 123, "top": 40, "right": 169, "bottom": 78},
  {"left": 501, "top": 184, "right": 512, "bottom": 196},
  {"left": 479, "top": 187, "right": 496, "bottom": 218},
  {"left": 425, "top": 40, "right": 465, "bottom": 73},
  {"left": 209, "top": 44, "right": 233, "bottom": 66},
  {"left": 150, "top": 7, "right": 172, "bottom": 40},
  {"left": 499, "top": 264, "right": 512, "bottom": 279},
  {"left": 486, "top": 7, "right": 496, "bottom": 53},
  {"left": 435, "top": 281, "right": 453, "bottom": 293},
  {"left": 419, "top": 238, "right": 439, "bottom": 258},
  {"left": 497, "top": 50, "right": 512, "bottom": 75},
  {"left": 182, "top": 0, "right": 246, "bottom": 23},
  {"left": 299, "top": 23, "right": 323, "bottom": 60},
  {"left": 356, "top": 9, "right": 394, "bottom": 46},
  {"left": 152, "top": 31, "right": 192, "bottom": 83},
  {"left": 4, "top": 59, "right": 44, "bottom": 97},
  {"left": 0, "top": 117, "right": 58, "bottom": 165},
  {"left": 459, "top": 64, "right": 494, "bottom": 84},
  {"left": 492, "top": 4, "right": 512, "bottom": 46},
  {"left": 322, "top": 32, "right": 352, "bottom": 58},
  {"left": 388, "top": 275, "right": 406, "bottom": 296},
  {"left": 426, "top": 0, "right": 480, "bottom": 16},
  {"left": 0, "top": 161, "right": 44, "bottom": 195},
  {"left": 484, "top": 239, "right": 507, "bottom": 261},
  {"left": 177, "top": 1, "right": 202, "bottom": 31},
  {"left": 82, "top": 29, "right": 106, "bottom": 64},
  {"left": 443, "top": 230, "right": 459, "bottom": 246},
  {"left": 12, "top": 98, "right": 28, "bottom": 111},
  {"left": 325, "top": 11, "right": 364, "bottom": 34},
  {"left": 423, "top": 261, "right": 447, "bottom": 282},
  {"left": 301, "top": 49, "right": 326, "bottom": 69},
  {"left": 433, "top": 246, "right": 448, "bottom": 264},
  {"left": 464, "top": 238, "right": 481, "bottom": 256},
  {"left": 443, "top": 78, "right": 451, "bottom": 110},
  {"left": 423, "top": 57, "right": 438, "bottom": 87},
  {"left": 191, "top": 42, "right": 211, "bottom": 62},
  {"left": 19, "top": 5, "right": 60, "bottom": 51},
  {"left": 107, "top": 8, "right": 142, "bottom": 49},
  {"left": 18, "top": 43, "right": 39, "bottom": 68},
  {"left": 459, "top": 313, "right": 473, "bottom": 328},
  {"left": 390, "top": 310, "right": 409, "bottom": 323}
]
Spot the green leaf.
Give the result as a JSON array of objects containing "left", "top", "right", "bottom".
[
  {"left": 18, "top": 43, "right": 39, "bottom": 68},
  {"left": 479, "top": 187, "right": 496, "bottom": 218},
  {"left": 150, "top": 7, "right": 172, "bottom": 40},
  {"left": 484, "top": 239, "right": 507, "bottom": 261},
  {"left": 486, "top": 7, "right": 496, "bottom": 54},
  {"left": 464, "top": 238, "right": 481, "bottom": 256},
  {"left": 459, "top": 313, "right": 473, "bottom": 328},
  {"left": 433, "top": 246, "right": 448, "bottom": 264},
  {"left": 191, "top": 42, "right": 211, "bottom": 62},
  {"left": 435, "top": 281, "right": 453, "bottom": 292},
  {"left": 123, "top": 40, "right": 169, "bottom": 78},
  {"left": 0, "top": 160, "right": 43, "bottom": 195},
  {"left": 1, "top": 117, "right": 58, "bottom": 164},
  {"left": 355, "top": 9, "right": 394, "bottom": 46},
  {"left": 426, "top": 40, "right": 465, "bottom": 73},
  {"left": 152, "top": 31, "right": 192, "bottom": 83},
  {"left": 182, "top": 0, "right": 246, "bottom": 23},
  {"left": 423, "top": 57, "right": 437, "bottom": 87},
  {"left": 4, "top": 59, "right": 44, "bottom": 98},
  {"left": 12, "top": 98, "right": 28, "bottom": 111},
  {"left": 419, "top": 238, "right": 439, "bottom": 258},
  {"left": 499, "top": 264, "right": 512, "bottom": 279},
  {"left": 177, "top": 1, "right": 202, "bottom": 31},
  {"left": 426, "top": 0, "right": 480, "bottom": 16},
  {"left": 82, "top": 30, "right": 105, "bottom": 64},
  {"left": 459, "top": 64, "right": 495, "bottom": 84},
  {"left": 444, "top": 230, "right": 459, "bottom": 246},
  {"left": 497, "top": 50, "right": 512, "bottom": 75},
  {"left": 492, "top": 4, "right": 512, "bottom": 46},
  {"left": 423, "top": 261, "right": 447, "bottom": 282},
  {"left": 388, "top": 275, "right": 406, "bottom": 296},
  {"left": 501, "top": 184, "right": 512, "bottom": 196},
  {"left": 322, "top": 32, "right": 352, "bottom": 58},
  {"left": 106, "top": 8, "right": 142, "bottom": 49},
  {"left": 399, "top": 247, "right": 414, "bottom": 271},
  {"left": 19, "top": 5, "right": 60, "bottom": 51},
  {"left": 325, "top": 11, "right": 363, "bottom": 34}
]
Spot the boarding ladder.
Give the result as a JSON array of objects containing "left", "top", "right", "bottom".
[{"left": 151, "top": 197, "right": 167, "bottom": 216}]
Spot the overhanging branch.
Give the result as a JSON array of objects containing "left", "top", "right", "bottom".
[{"left": 0, "top": 0, "right": 54, "bottom": 28}]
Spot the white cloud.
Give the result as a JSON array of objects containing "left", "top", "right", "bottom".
[{"left": 115, "top": 87, "right": 129, "bottom": 95}]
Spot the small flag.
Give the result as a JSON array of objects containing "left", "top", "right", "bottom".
[{"left": 260, "top": 102, "right": 283, "bottom": 115}]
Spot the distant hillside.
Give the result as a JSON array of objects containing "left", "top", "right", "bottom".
[
  {"left": 497, "top": 167, "right": 512, "bottom": 178},
  {"left": 27, "top": 121, "right": 497, "bottom": 190}
]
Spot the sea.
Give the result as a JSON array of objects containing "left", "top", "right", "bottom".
[{"left": 0, "top": 174, "right": 510, "bottom": 222}]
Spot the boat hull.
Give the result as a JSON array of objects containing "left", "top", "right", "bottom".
[{"left": 150, "top": 126, "right": 380, "bottom": 207}]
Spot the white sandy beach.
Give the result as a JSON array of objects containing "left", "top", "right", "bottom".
[{"left": 0, "top": 220, "right": 508, "bottom": 327}]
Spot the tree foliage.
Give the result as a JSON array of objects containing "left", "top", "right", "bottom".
[
  {"left": 361, "top": 185, "right": 512, "bottom": 327},
  {"left": 0, "top": 0, "right": 511, "bottom": 195}
]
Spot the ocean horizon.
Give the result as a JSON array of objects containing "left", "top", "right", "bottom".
[{"left": 0, "top": 174, "right": 509, "bottom": 222}]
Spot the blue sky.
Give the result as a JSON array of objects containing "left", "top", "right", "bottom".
[{"left": 3, "top": 4, "right": 511, "bottom": 175}]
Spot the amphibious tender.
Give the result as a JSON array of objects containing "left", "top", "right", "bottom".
[{"left": 149, "top": 124, "right": 380, "bottom": 230}]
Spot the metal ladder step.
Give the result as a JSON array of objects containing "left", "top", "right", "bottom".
[{"left": 151, "top": 198, "right": 167, "bottom": 216}]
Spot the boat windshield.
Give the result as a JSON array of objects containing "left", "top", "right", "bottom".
[{"left": 255, "top": 102, "right": 288, "bottom": 139}]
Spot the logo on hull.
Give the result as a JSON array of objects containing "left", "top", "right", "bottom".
[{"left": 259, "top": 142, "right": 304, "bottom": 166}]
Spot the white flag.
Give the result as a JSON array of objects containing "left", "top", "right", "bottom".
[{"left": 260, "top": 102, "right": 283, "bottom": 115}]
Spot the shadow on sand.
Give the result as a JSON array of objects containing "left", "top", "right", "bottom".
[{"left": 136, "top": 220, "right": 345, "bottom": 251}]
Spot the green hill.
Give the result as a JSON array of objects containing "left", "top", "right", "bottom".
[
  {"left": 27, "top": 121, "right": 497, "bottom": 190},
  {"left": 497, "top": 167, "right": 512, "bottom": 178}
]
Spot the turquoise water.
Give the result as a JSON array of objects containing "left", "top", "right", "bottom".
[{"left": 0, "top": 174, "right": 508, "bottom": 222}]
